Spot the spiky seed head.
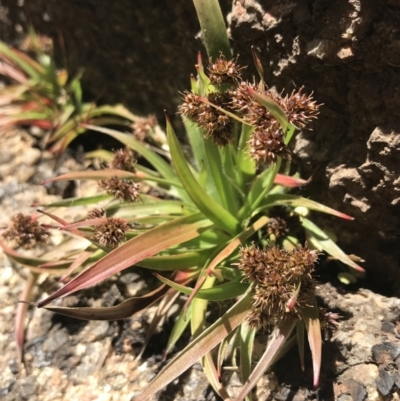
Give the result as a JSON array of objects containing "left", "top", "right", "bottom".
[
  {"left": 239, "top": 244, "right": 319, "bottom": 328},
  {"left": 196, "top": 92, "right": 234, "bottom": 146},
  {"left": 229, "top": 81, "right": 258, "bottom": 114},
  {"left": 2, "top": 212, "right": 51, "bottom": 249},
  {"left": 93, "top": 217, "right": 128, "bottom": 248},
  {"left": 111, "top": 148, "right": 136, "bottom": 172},
  {"left": 248, "top": 121, "right": 290, "bottom": 166},
  {"left": 87, "top": 207, "right": 106, "bottom": 219},
  {"left": 245, "top": 87, "right": 285, "bottom": 128},
  {"left": 281, "top": 87, "right": 320, "bottom": 128},
  {"left": 265, "top": 207, "right": 302, "bottom": 239},
  {"left": 132, "top": 115, "right": 158, "bottom": 141},
  {"left": 99, "top": 176, "right": 140, "bottom": 202},
  {"left": 208, "top": 54, "right": 245, "bottom": 85},
  {"left": 178, "top": 91, "right": 204, "bottom": 122}
]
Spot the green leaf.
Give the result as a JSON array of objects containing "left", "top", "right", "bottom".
[
  {"left": 39, "top": 194, "right": 112, "bottom": 207},
  {"left": 183, "top": 116, "right": 205, "bottom": 172},
  {"left": 0, "top": 41, "right": 45, "bottom": 79},
  {"left": 203, "top": 137, "right": 238, "bottom": 214},
  {"left": 301, "top": 217, "right": 364, "bottom": 272},
  {"left": 167, "top": 116, "right": 240, "bottom": 235},
  {"left": 138, "top": 248, "right": 212, "bottom": 270},
  {"left": 240, "top": 324, "right": 256, "bottom": 401},
  {"left": 164, "top": 303, "right": 192, "bottom": 356},
  {"left": 37, "top": 213, "right": 213, "bottom": 307},
  {"left": 82, "top": 125, "right": 180, "bottom": 186},
  {"left": 192, "top": 0, "right": 231, "bottom": 60},
  {"left": 248, "top": 88, "right": 289, "bottom": 132},
  {"left": 234, "top": 318, "right": 297, "bottom": 401},
  {"left": 156, "top": 274, "right": 248, "bottom": 301},
  {"left": 134, "top": 291, "right": 252, "bottom": 401},
  {"left": 260, "top": 194, "right": 354, "bottom": 220},
  {"left": 237, "top": 124, "right": 256, "bottom": 184}
]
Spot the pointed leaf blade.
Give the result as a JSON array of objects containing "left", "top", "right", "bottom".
[
  {"left": 38, "top": 213, "right": 213, "bottom": 307},
  {"left": 134, "top": 292, "right": 252, "bottom": 401}
]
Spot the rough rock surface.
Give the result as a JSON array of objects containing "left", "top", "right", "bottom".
[{"left": 227, "top": 0, "right": 400, "bottom": 295}]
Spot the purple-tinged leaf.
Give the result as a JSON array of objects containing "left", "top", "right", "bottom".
[
  {"left": 274, "top": 174, "right": 309, "bottom": 188},
  {"left": 298, "top": 296, "right": 322, "bottom": 388},
  {"left": 234, "top": 318, "right": 297, "bottom": 401},
  {"left": 42, "top": 169, "right": 137, "bottom": 185},
  {"left": 37, "top": 213, "right": 213, "bottom": 307},
  {"left": 133, "top": 291, "right": 251, "bottom": 401},
  {"left": 0, "top": 240, "right": 71, "bottom": 273},
  {"left": 15, "top": 273, "right": 38, "bottom": 361},
  {"left": 60, "top": 251, "right": 92, "bottom": 283},
  {"left": 136, "top": 291, "right": 181, "bottom": 360},
  {"left": 43, "top": 284, "right": 170, "bottom": 320}
]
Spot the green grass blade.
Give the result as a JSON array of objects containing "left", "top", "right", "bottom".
[
  {"left": 240, "top": 324, "right": 256, "bottom": 401},
  {"left": 37, "top": 213, "right": 213, "bottom": 307},
  {"left": 235, "top": 318, "right": 297, "bottom": 401},
  {"left": 167, "top": 116, "right": 240, "bottom": 235},
  {"left": 301, "top": 217, "right": 364, "bottom": 272},
  {"left": 259, "top": 194, "right": 354, "bottom": 220},
  {"left": 134, "top": 291, "right": 252, "bottom": 401},
  {"left": 156, "top": 274, "right": 248, "bottom": 301},
  {"left": 192, "top": 0, "right": 231, "bottom": 60}
]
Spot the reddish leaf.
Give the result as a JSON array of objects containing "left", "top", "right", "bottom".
[{"left": 37, "top": 213, "right": 212, "bottom": 307}]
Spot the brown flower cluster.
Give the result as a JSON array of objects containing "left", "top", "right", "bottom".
[
  {"left": 265, "top": 206, "right": 302, "bottom": 240},
  {"left": 99, "top": 176, "right": 140, "bottom": 202},
  {"left": 110, "top": 148, "right": 136, "bottom": 172},
  {"left": 239, "top": 244, "right": 318, "bottom": 329},
  {"left": 2, "top": 212, "right": 51, "bottom": 249},
  {"left": 99, "top": 148, "right": 140, "bottom": 202},
  {"left": 87, "top": 207, "right": 106, "bottom": 219},
  {"left": 179, "top": 54, "right": 320, "bottom": 162},
  {"left": 93, "top": 217, "right": 128, "bottom": 248},
  {"left": 132, "top": 115, "right": 158, "bottom": 141}
]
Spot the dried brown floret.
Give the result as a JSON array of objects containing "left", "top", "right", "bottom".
[
  {"left": 87, "top": 207, "right": 106, "bottom": 219},
  {"left": 99, "top": 176, "right": 140, "bottom": 202},
  {"left": 229, "top": 81, "right": 258, "bottom": 114},
  {"left": 248, "top": 121, "right": 290, "bottom": 166},
  {"left": 239, "top": 244, "right": 318, "bottom": 328},
  {"left": 132, "top": 115, "right": 158, "bottom": 141},
  {"left": 178, "top": 91, "right": 204, "bottom": 122},
  {"left": 198, "top": 92, "right": 234, "bottom": 145},
  {"left": 208, "top": 54, "right": 245, "bottom": 85},
  {"left": 280, "top": 87, "right": 320, "bottom": 128},
  {"left": 19, "top": 34, "right": 53, "bottom": 53},
  {"left": 265, "top": 207, "right": 302, "bottom": 239},
  {"left": 93, "top": 217, "right": 128, "bottom": 248},
  {"left": 111, "top": 148, "right": 136, "bottom": 172},
  {"left": 2, "top": 212, "right": 51, "bottom": 249}
]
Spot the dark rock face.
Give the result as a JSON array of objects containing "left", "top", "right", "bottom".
[
  {"left": 228, "top": 0, "right": 400, "bottom": 295},
  {"left": 0, "top": 0, "right": 398, "bottom": 292}
]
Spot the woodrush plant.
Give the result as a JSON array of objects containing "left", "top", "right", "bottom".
[
  {"left": 0, "top": 2, "right": 365, "bottom": 400},
  {"left": 0, "top": 27, "right": 138, "bottom": 154}
]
